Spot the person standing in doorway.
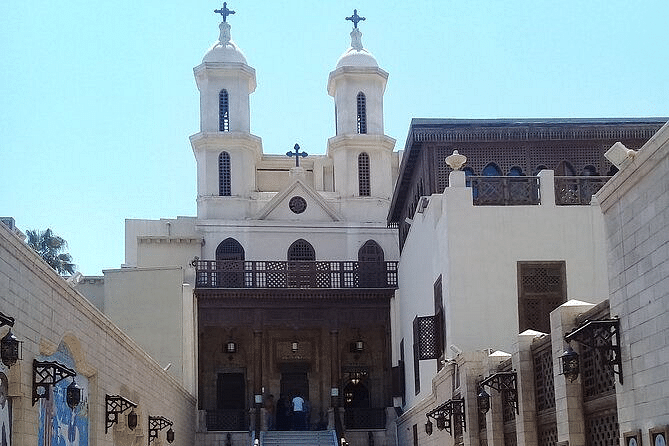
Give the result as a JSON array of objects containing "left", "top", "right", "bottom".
[{"left": 291, "top": 394, "right": 305, "bottom": 430}]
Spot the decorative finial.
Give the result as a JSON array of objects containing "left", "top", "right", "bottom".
[
  {"left": 445, "top": 150, "right": 467, "bottom": 170},
  {"left": 214, "top": 2, "right": 235, "bottom": 22},
  {"left": 346, "top": 9, "right": 366, "bottom": 29},
  {"left": 286, "top": 144, "right": 308, "bottom": 167}
]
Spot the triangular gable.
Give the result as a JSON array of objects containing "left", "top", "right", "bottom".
[{"left": 255, "top": 179, "right": 343, "bottom": 221}]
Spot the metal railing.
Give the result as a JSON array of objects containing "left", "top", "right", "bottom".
[
  {"left": 554, "top": 176, "right": 610, "bottom": 205},
  {"left": 469, "top": 176, "right": 541, "bottom": 206},
  {"left": 194, "top": 260, "right": 398, "bottom": 289}
]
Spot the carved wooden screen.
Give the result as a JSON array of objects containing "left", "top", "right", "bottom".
[
  {"left": 517, "top": 262, "right": 567, "bottom": 333},
  {"left": 214, "top": 238, "right": 245, "bottom": 287},
  {"left": 532, "top": 336, "right": 557, "bottom": 446}
]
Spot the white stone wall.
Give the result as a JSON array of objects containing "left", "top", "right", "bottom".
[
  {"left": 396, "top": 171, "right": 609, "bottom": 409},
  {"left": 0, "top": 223, "right": 196, "bottom": 446},
  {"left": 596, "top": 121, "right": 669, "bottom": 433}
]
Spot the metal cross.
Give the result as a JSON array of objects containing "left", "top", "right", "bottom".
[
  {"left": 346, "top": 9, "right": 366, "bottom": 28},
  {"left": 286, "top": 143, "right": 308, "bottom": 167},
  {"left": 214, "top": 2, "right": 235, "bottom": 22}
]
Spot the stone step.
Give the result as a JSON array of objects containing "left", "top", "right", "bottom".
[{"left": 260, "top": 430, "right": 337, "bottom": 446}]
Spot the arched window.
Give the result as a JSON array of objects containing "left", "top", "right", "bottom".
[
  {"left": 359, "top": 240, "right": 385, "bottom": 287},
  {"left": 288, "top": 239, "right": 315, "bottom": 261},
  {"left": 582, "top": 165, "right": 598, "bottom": 176},
  {"left": 216, "top": 238, "right": 245, "bottom": 261},
  {"left": 218, "top": 152, "right": 231, "bottom": 196},
  {"left": 556, "top": 161, "right": 575, "bottom": 176},
  {"left": 356, "top": 92, "right": 367, "bottom": 134},
  {"left": 358, "top": 240, "right": 384, "bottom": 262},
  {"left": 214, "top": 238, "right": 244, "bottom": 287},
  {"left": 358, "top": 152, "right": 370, "bottom": 196},
  {"left": 508, "top": 166, "right": 524, "bottom": 176},
  {"left": 482, "top": 163, "right": 502, "bottom": 176},
  {"left": 219, "top": 89, "right": 229, "bottom": 132}
]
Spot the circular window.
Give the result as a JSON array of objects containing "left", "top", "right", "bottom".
[{"left": 289, "top": 196, "right": 307, "bottom": 214}]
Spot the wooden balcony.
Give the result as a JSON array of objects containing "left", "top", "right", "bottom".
[
  {"left": 554, "top": 176, "right": 610, "bottom": 205},
  {"left": 194, "top": 260, "right": 398, "bottom": 289}
]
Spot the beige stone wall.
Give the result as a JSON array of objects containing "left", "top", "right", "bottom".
[
  {"left": 0, "top": 224, "right": 196, "bottom": 446},
  {"left": 596, "top": 121, "right": 669, "bottom": 434}
]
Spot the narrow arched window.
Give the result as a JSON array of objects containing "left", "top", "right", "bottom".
[
  {"left": 219, "top": 89, "right": 229, "bottom": 132},
  {"left": 358, "top": 240, "right": 384, "bottom": 262},
  {"left": 218, "top": 151, "right": 231, "bottom": 196},
  {"left": 482, "top": 163, "right": 502, "bottom": 176},
  {"left": 215, "top": 238, "right": 244, "bottom": 287},
  {"left": 356, "top": 92, "right": 367, "bottom": 134},
  {"left": 508, "top": 166, "right": 524, "bottom": 176},
  {"left": 288, "top": 239, "right": 315, "bottom": 261},
  {"left": 359, "top": 240, "right": 385, "bottom": 288},
  {"left": 358, "top": 152, "right": 370, "bottom": 196}
]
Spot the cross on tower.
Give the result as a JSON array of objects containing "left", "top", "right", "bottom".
[
  {"left": 346, "top": 9, "right": 366, "bottom": 28},
  {"left": 214, "top": 2, "right": 235, "bottom": 22},
  {"left": 286, "top": 144, "right": 308, "bottom": 167}
]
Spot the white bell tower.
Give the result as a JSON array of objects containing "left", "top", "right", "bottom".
[
  {"left": 327, "top": 11, "right": 396, "bottom": 212},
  {"left": 190, "top": 4, "right": 262, "bottom": 220}
]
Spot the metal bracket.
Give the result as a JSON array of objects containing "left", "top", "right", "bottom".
[
  {"left": 106, "top": 394, "right": 138, "bottom": 433},
  {"left": 0, "top": 312, "right": 15, "bottom": 328},
  {"left": 32, "top": 359, "right": 77, "bottom": 405},
  {"left": 426, "top": 398, "right": 466, "bottom": 435},
  {"left": 564, "top": 318, "right": 623, "bottom": 384},
  {"left": 148, "top": 416, "right": 173, "bottom": 444},
  {"left": 479, "top": 371, "right": 519, "bottom": 414}
]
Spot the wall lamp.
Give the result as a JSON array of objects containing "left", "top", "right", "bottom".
[
  {"left": 479, "top": 371, "right": 519, "bottom": 414},
  {"left": 32, "top": 359, "right": 77, "bottom": 406},
  {"left": 477, "top": 385, "right": 491, "bottom": 414},
  {"left": 425, "top": 398, "right": 466, "bottom": 436},
  {"left": 562, "top": 318, "right": 623, "bottom": 384},
  {"left": 106, "top": 394, "right": 138, "bottom": 433},
  {"left": 148, "top": 416, "right": 174, "bottom": 445},
  {"left": 225, "top": 341, "right": 237, "bottom": 354},
  {"left": 0, "top": 312, "right": 21, "bottom": 368}
]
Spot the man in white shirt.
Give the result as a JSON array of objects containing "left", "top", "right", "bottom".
[{"left": 291, "top": 394, "right": 305, "bottom": 430}]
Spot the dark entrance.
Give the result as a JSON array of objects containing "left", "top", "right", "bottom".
[
  {"left": 212, "top": 372, "right": 247, "bottom": 431},
  {"left": 280, "top": 367, "right": 309, "bottom": 400}
]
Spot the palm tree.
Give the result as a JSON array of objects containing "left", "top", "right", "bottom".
[{"left": 26, "top": 228, "right": 76, "bottom": 275}]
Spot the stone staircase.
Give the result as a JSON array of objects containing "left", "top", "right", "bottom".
[{"left": 259, "top": 430, "right": 337, "bottom": 446}]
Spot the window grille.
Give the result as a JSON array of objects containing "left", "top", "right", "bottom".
[
  {"left": 358, "top": 240, "right": 383, "bottom": 262},
  {"left": 218, "top": 152, "right": 231, "bottom": 196},
  {"left": 287, "top": 239, "right": 315, "bottom": 261},
  {"left": 219, "top": 89, "right": 229, "bottom": 131},
  {"left": 216, "top": 238, "right": 244, "bottom": 261},
  {"left": 357, "top": 92, "right": 367, "bottom": 134},
  {"left": 358, "top": 152, "right": 370, "bottom": 196},
  {"left": 517, "top": 262, "right": 567, "bottom": 333},
  {"left": 414, "top": 316, "right": 440, "bottom": 360}
]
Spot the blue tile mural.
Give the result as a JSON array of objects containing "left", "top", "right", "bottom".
[{"left": 38, "top": 343, "right": 88, "bottom": 446}]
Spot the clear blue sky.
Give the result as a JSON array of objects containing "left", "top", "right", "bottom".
[{"left": 2, "top": 0, "right": 668, "bottom": 275}]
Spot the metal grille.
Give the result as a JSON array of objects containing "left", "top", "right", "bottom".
[
  {"left": 518, "top": 262, "right": 566, "bottom": 333},
  {"left": 532, "top": 338, "right": 555, "bottom": 412},
  {"left": 288, "top": 239, "right": 315, "bottom": 261},
  {"left": 219, "top": 89, "right": 229, "bottom": 131},
  {"left": 206, "top": 409, "right": 247, "bottom": 431},
  {"left": 216, "top": 238, "right": 244, "bottom": 260},
  {"left": 581, "top": 341, "right": 616, "bottom": 399},
  {"left": 584, "top": 412, "right": 619, "bottom": 446},
  {"left": 218, "top": 151, "right": 231, "bottom": 196},
  {"left": 537, "top": 425, "right": 558, "bottom": 446},
  {"left": 358, "top": 152, "right": 371, "bottom": 196},
  {"left": 470, "top": 176, "right": 540, "bottom": 205},
  {"left": 357, "top": 92, "right": 367, "bottom": 134},
  {"left": 554, "top": 176, "right": 610, "bottom": 205}
]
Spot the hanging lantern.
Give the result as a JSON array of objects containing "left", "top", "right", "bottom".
[
  {"left": 166, "top": 427, "right": 175, "bottom": 443},
  {"left": 0, "top": 330, "right": 20, "bottom": 368},
  {"left": 127, "top": 410, "right": 138, "bottom": 430},
  {"left": 560, "top": 344, "right": 580, "bottom": 382},
  {"left": 425, "top": 419, "right": 433, "bottom": 436},
  {"left": 478, "top": 387, "right": 490, "bottom": 414},
  {"left": 436, "top": 414, "right": 446, "bottom": 430},
  {"left": 66, "top": 380, "right": 81, "bottom": 410}
]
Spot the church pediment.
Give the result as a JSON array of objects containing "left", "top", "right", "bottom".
[{"left": 255, "top": 178, "right": 343, "bottom": 222}]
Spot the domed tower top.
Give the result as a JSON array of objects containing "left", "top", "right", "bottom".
[
  {"left": 202, "top": 2, "right": 248, "bottom": 64},
  {"left": 335, "top": 9, "right": 378, "bottom": 69}
]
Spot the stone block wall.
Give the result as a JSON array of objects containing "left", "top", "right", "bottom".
[{"left": 0, "top": 223, "right": 196, "bottom": 446}]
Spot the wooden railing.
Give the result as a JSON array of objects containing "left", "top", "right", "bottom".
[
  {"left": 194, "top": 260, "right": 398, "bottom": 289},
  {"left": 469, "top": 176, "right": 541, "bottom": 206},
  {"left": 554, "top": 176, "right": 611, "bottom": 205}
]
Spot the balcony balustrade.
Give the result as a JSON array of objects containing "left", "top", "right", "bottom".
[
  {"left": 194, "top": 260, "right": 398, "bottom": 289},
  {"left": 469, "top": 176, "right": 541, "bottom": 205},
  {"left": 554, "top": 176, "right": 610, "bottom": 205}
]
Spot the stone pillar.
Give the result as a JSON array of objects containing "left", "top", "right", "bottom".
[
  {"left": 330, "top": 330, "right": 340, "bottom": 407},
  {"left": 484, "top": 352, "right": 512, "bottom": 446},
  {"left": 537, "top": 170, "right": 555, "bottom": 206},
  {"left": 514, "top": 330, "right": 544, "bottom": 446},
  {"left": 253, "top": 330, "right": 263, "bottom": 430},
  {"left": 551, "top": 300, "right": 595, "bottom": 446}
]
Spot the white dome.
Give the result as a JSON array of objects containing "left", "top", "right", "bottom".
[
  {"left": 203, "top": 40, "right": 248, "bottom": 64},
  {"left": 336, "top": 47, "right": 378, "bottom": 69},
  {"left": 202, "top": 21, "right": 248, "bottom": 64}
]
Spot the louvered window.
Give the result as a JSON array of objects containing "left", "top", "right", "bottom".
[
  {"left": 218, "top": 151, "right": 231, "bottom": 196},
  {"left": 358, "top": 152, "right": 370, "bottom": 196},
  {"left": 219, "top": 89, "right": 229, "bottom": 132},
  {"left": 356, "top": 92, "right": 367, "bottom": 134}
]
